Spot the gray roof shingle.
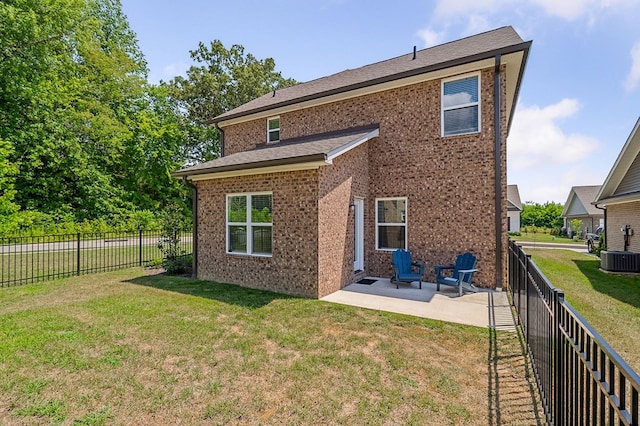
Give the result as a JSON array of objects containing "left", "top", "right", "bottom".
[
  {"left": 507, "top": 185, "right": 522, "bottom": 210},
  {"left": 172, "top": 126, "right": 379, "bottom": 177},
  {"left": 215, "top": 26, "right": 529, "bottom": 123}
]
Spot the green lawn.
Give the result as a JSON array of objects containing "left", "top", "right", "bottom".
[
  {"left": 0, "top": 269, "right": 541, "bottom": 425},
  {"left": 509, "top": 232, "right": 583, "bottom": 244},
  {"left": 527, "top": 249, "right": 640, "bottom": 372}
]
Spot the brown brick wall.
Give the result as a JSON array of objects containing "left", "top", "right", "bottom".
[
  {"left": 224, "top": 119, "right": 266, "bottom": 155},
  {"left": 606, "top": 201, "right": 640, "bottom": 252},
  {"left": 215, "top": 67, "right": 507, "bottom": 294},
  {"left": 317, "top": 143, "right": 369, "bottom": 298},
  {"left": 195, "top": 170, "right": 320, "bottom": 298}
]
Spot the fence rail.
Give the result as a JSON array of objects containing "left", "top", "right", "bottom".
[
  {"left": 0, "top": 229, "right": 193, "bottom": 287},
  {"left": 508, "top": 239, "right": 640, "bottom": 425}
]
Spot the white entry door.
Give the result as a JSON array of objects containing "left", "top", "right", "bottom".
[{"left": 354, "top": 198, "right": 364, "bottom": 271}]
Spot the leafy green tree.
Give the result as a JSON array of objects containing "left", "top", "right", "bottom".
[
  {"left": 1, "top": 2, "right": 296, "bottom": 228},
  {"left": 167, "top": 40, "right": 297, "bottom": 163},
  {"left": 0, "top": 138, "right": 19, "bottom": 218},
  {"left": 0, "top": 0, "right": 156, "bottom": 221},
  {"left": 570, "top": 219, "right": 583, "bottom": 238},
  {"left": 521, "top": 201, "right": 564, "bottom": 229},
  {"left": 120, "top": 85, "right": 190, "bottom": 212}
]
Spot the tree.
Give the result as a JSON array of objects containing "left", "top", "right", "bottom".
[
  {"left": 570, "top": 219, "right": 583, "bottom": 239},
  {"left": 167, "top": 41, "right": 297, "bottom": 164},
  {"left": 0, "top": 138, "right": 19, "bottom": 218},
  {"left": 1, "top": 2, "right": 297, "bottom": 226},
  {"left": 0, "top": 0, "right": 155, "bottom": 220},
  {"left": 120, "top": 85, "right": 190, "bottom": 212},
  {"left": 521, "top": 201, "right": 564, "bottom": 229}
]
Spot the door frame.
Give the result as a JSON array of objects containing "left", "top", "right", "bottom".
[{"left": 353, "top": 197, "right": 365, "bottom": 272}]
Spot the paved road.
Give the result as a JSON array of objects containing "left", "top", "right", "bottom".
[
  {"left": 0, "top": 235, "right": 193, "bottom": 255},
  {"left": 516, "top": 241, "right": 589, "bottom": 253}
]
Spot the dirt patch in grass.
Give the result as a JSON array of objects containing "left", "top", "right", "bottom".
[{"left": 0, "top": 269, "right": 542, "bottom": 424}]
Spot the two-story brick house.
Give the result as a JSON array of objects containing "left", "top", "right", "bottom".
[{"left": 173, "top": 27, "right": 531, "bottom": 298}]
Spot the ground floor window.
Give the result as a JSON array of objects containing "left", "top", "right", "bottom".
[
  {"left": 376, "top": 197, "right": 407, "bottom": 250},
  {"left": 227, "top": 193, "right": 273, "bottom": 256}
]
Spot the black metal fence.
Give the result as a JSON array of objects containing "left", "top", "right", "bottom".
[
  {"left": 0, "top": 229, "right": 193, "bottom": 287},
  {"left": 508, "top": 239, "right": 640, "bottom": 425}
]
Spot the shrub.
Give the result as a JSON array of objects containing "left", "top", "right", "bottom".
[
  {"left": 157, "top": 204, "right": 190, "bottom": 275},
  {"left": 595, "top": 232, "right": 606, "bottom": 257}
]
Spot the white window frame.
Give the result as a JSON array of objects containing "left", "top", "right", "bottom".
[
  {"left": 267, "top": 116, "right": 280, "bottom": 143},
  {"left": 441, "top": 72, "right": 481, "bottom": 137},
  {"left": 226, "top": 192, "right": 273, "bottom": 257},
  {"left": 375, "top": 197, "right": 408, "bottom": 251}
]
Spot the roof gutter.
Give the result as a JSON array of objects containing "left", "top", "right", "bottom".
[
  {"left": 171, "top": 153, "right": 328, "bottom": 179},
  {"left": 212, "top": 41, "right": 532, "bottom": 126}
]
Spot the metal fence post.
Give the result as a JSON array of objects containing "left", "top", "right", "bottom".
[
  {"left": 77, "top": 232, "right": 81, "bottom": 276},
  {"left": 139, "top": 229, "right": 143, "bottom": 266},
  {"left": 522, "top": 254, "right": 531, "bottom": 344},
  {"left": 554, "top": 289, "right": 565, "bottom": 426}
]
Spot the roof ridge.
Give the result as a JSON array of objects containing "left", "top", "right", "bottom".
[{"left": 275, "top": 26, "right": 515, "bottom": 89}]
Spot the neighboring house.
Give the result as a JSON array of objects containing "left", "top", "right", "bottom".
[
  {"left": 561, "top": 186, "right": 604, "bottom": 237},
  {"left": 507, "top": 184, "right": 522, "bottom": 232},
  {"left": 172, "top": 27, "right": 531, "bottom": 298},
  {"left": 593, "top": 117, "right": 640, "bottom": 253}
]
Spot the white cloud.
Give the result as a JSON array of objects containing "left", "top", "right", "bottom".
[
  {"left": 513, "top": 165, "right": 605, "bottom": 204},
  {"left": 161, "top": 63, "right": 189, "bottom": 81},
  {"left": 624, "top": 42, "right": 640, "bottom": 92},
  {"left": 433, "top": 0, "right": 508, "bottom": 17},
  {"left": 148, "top": 62, "right": 190, "bottom": 84},
  {"left": 462, "top": 14, "right": 493, "bottom": 36},
  {"left": 416, "top": 27, "right": 445, "bottom": 48},
  {"left": 508, "top": 99, "right": 599, "bottom": 170},
  {"left": 528, "top": 0, "right": 595, "bottom": 20}
]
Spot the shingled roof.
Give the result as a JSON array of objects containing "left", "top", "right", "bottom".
[
  {"left": 562, "top": 186, "right": 603, "bottom": 218},
  {"left": 172, "top": 126, "right": 379, "bottom": 179},
  {"left": 215, "top": 26, "right": 530, "bottom": 125},
  {"left": 507, "top": 185, "right": 522, "bottom": 211}
]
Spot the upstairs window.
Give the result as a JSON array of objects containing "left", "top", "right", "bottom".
[
  {"left": 227, "top": 193, "right": 273, "bottom": 256},
  {"left": 442, "top": 74, "right": 480, "bottom": 137},
  {"left": 267, "top": 117, "right": 280, "bottom": 143}
]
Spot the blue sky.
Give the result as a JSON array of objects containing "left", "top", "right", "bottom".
[{"left": 121, "top": 0, "right": 640, "bottom": 204}]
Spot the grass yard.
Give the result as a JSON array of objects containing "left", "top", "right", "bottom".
[
  {"left": 528, "top": 249, "right": 640, "bottom": 372},
  {"left": 0, "top": 269, "right": 541, "bottom": 425},
  {"left": 509, "top": 232, "right": 582, "bottom": 245},
  {"left": 1, "top": 246, "right": 167, "bottom": 287}
]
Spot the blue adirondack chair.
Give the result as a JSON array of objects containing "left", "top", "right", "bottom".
[
  {"left": 434, "top": 252, "right": 478, "bottom": 296},
  {"left": 391, "top": 249, "right": 425, "bottom": 289}
]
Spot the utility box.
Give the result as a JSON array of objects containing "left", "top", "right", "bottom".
[{"left": 600, "top": 251, "right": 640, "bottom": 273}]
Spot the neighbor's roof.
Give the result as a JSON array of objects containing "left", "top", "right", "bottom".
[
  {"left": 507, "top": 184, "right": 522, "bottom": 211},
  {"left": 172, "top": 126, "right": 379, "bottom": 180},
  {"left": 594, "top": 117, "right": 640, "bottom": 205},
  {"left": 214, "top": 26, "right": 531, "bottom": 131},
  {"left": 562, "top": 185, "right": 603, "bottom": 217}
]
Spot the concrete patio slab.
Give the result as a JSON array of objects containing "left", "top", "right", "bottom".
[{"left": 321, "top": 278, "right": 516, "bottom": 331}]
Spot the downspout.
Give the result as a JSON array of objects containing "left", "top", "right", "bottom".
[
  {"left": 494, "top": 54, "right": 503, "bottom": 290},
  {"left": 595, "top": 204, "right": 607, "bottom": 248},
  {"left": 182, "top": 176, "right": 198, "bottom": 278},
  {"left": 215, "top": 122, "right": 225, "bottom": 158}
]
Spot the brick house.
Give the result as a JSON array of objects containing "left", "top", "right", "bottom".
[
  {"left": 593, "top": 117, "right": 640, "bottom": 253},
  {"left": 173, "top": 27, "right": 531, "bottom": 298},
  {"left": 561, "top": 185, "right": 604, "bottom": 237}
]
